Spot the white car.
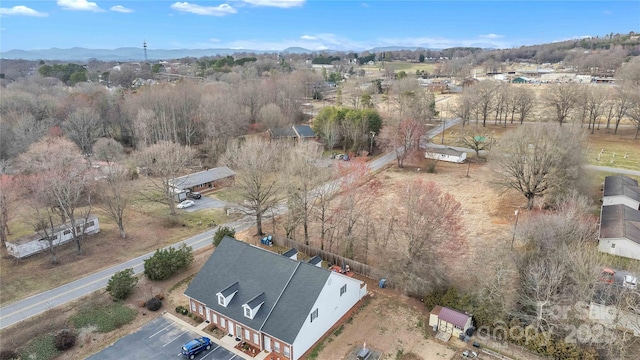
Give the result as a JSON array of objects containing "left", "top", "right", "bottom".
[
  {"left": 177, "top": 200, "right": 195, "bottom": 209},
  {"left": 623, "top": 275, "right": 637, "bottom": 290}
]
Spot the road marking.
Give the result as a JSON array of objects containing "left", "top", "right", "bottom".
[
  {"left": 149, "top": 323, "right": 174, "bottom": 338},
  {"left": 162, "top": 330, "right": 187, "bottom": 347},
  {"left": 200, "top": 347, "right": 218, "bottom": 359}
]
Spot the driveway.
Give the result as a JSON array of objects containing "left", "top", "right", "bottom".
[
  {"left": 87, "top": 316, "right": 246, "bottom": 360},
  {"left": 183, "top": 196, "right": 231, "bottom": 213}
]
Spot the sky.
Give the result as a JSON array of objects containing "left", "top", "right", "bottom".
[{"left": 0, "top": 1, "right": 639, "bottom": 52}]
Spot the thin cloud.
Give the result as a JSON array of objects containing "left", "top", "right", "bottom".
[
  {"left": 209, "top": 38, "right": 221, "bottom": 43},
  {"left": 110, "top": 5, "right": 133, "bottom": 13},
  {"left": 0, "top": 5, "right": 48, "bottom": 17},
  {"left": 300, "top": 35, "right": 317, "bottom": 40},
  {"left": 57, "top": 0, "right": 103, "bottom": 12},
  {"left": 479, "top": 34, "right": 503, "bottom": 39},
  {"left": 241, "top": 0, "right": 305, "bottom": 8},
  {"left": 171, "top": 2, "right": 237, "bottom": 16}
]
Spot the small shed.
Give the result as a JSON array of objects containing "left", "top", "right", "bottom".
[
  {"left": 424, "top": 147, "right": 467, "bottom": 163},
  {"left": 598, "top": 204, "right": 640, "bottom": 261},
  {"left": 429, "top": 305, "right": 473, "bottom": 338},
  {"left": 511, "top": 76, "right": 532, "bottom": 84}
]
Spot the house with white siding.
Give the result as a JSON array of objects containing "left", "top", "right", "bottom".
[
  {"left": 598, "top": 204, "right": 640, "bottom": 261},
  {"left": 184, "top": 237, "right": 367, "bottom": 360},
  {"left": 602, "top": 175, "right": 640, "bottom": 210}
]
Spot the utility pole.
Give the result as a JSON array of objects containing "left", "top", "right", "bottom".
[
  {"left": 143, "top": 40, "right": 147, "bottom": 63},
  {"left": 511, "top": 210, "right": 520, "bottom": 249},
  {"left": 369, "top": 131, "right": 376, "bottom": 155}
]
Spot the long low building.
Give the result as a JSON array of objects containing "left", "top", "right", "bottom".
[
  {"left": 169, "top": 166, "right": 235, "bottom": 193},
  {"left": 424, "top": 146, "right": 467, "bottom": 163},
  {"left": 5, "top": 216, "right": 100, "bottom": 259}
]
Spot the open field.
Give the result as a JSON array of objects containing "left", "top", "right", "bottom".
[{"left": 359, "top": 62, "right": 437, "bottom": 74}]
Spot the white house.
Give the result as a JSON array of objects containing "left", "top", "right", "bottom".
[
  {"left": 184, "top": 237, "right": 367, "bottom": 360},
  {"left": 598, "top": 204, "right": 640, "bottom": 261},
  {"left": 429, "top": 305, "right": 473, "bottom": 338},
  {"left": 603, "top": 175, "right": 640, "bottom": 210},
  {"left": 424, "top": 147, "right": 467, "bottom": 163},
  {"left": 5, "top": 216, "right": 100, "bottom": 259}
]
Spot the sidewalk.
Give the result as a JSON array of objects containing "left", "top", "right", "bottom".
[{"left": 163, "top": 312, "right": 268, "bottom": 360}]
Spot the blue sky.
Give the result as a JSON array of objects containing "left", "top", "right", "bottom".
[{"left": 1, "top": 1, "right": 638, "bottom": 52}]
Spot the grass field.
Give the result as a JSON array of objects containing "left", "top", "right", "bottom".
[
  {"left": 359, "top": 61, "right": 437, "bottom": 74},
  {"left": 585, "top": 128, "right": 640, "bottom": 170}
]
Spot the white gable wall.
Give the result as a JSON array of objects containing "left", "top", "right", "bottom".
[
  {"left": 598, "top": 237, "right": 640, "bottom": 260},
  {"left": 291, "top": 272, "right": 365, "bottom": 360},
  {"left": 603, "top": 195, "right": 640, "bottom": 210}
]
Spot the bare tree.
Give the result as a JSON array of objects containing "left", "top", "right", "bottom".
[
  {"left": 64, "top": 107, "right": 103, "bottom": 155},
  {"left": 0, "top": 170, "right": 17, "bottom": 247},
  {"left": 379, "top": 116, "right": 425, "bottom": 168},
  {"left": 219, "top": 137, "right": 287, "bottom": 236},
  {"left": 612, "top": 85, "right": 633, "bottom": 134},
  {"left": 514, "top": 86, "right": 536, "bottom": 124},
  {"left": 492, "top": 124, "right": 586, "bottom": 209},
  {"left": 97, "top": 165, "right": 130, "bottom": 238},
  {"left": 470, "top": 80, "right": 498, "bottom": 127},
  {"left": 584, "top": 86, "right": 607, "bottom": 133},
  {"left": 19, "top": 136, "right": 92, "bottom": 255},
  {"left": 627, "top": 91, "right": 640, "bottom": 139},
  {"left": 258, "top": 103, "right": 288, "bottom": 131},
  {"left": 542, "top": 83, "right": 581, "bottom": 125},
  {"left": 379, "top": 179, "right": 463, "bottom": 295},
  {"left": 458, "top": 129, "right": 493, "bottom": 160},
  {"left": 135, "top": 141, "right": 197, "bottom": 216}
]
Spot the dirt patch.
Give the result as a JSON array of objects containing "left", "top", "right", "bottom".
[{"left": 313, "top": 284, "right": 458, "bottom": 360}]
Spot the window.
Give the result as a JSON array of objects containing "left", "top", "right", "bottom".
[
  {"left": 198, "top": 305, "right": 204, "bottom": 315},
  {"left": 218, "top": 294, "right": 225, "bottom": 306},
  {"left": 212, "top": 314, "right": 218, "bottom": 324},
  {"left": 220, "top": 318, "right": 226, "bottom": 328},
  {"left": 63, "top": 230, "right": 71, "bottom": 235},
  {"left": 274, "top": 342, "right": 280, "bottom": 353},
  {"left": 284, "top": 346, "right": 290, "bottom": 358},
  {"left": 310, "top": 308, "right": 318, "bottom": 323},
  {"left": 191, "top": 302, "right": 196, "bottom": 312},
  {"left": 340, "top": 284, "right": 347, "bottom": 296},
  {"left": 244, "top": 307, "right": 251, "bottom": 318},
  {"left": 611, "top": 243, "right": 616, "bottom": 249},
  {"left": 244, "top": 329, "right": 250, "bottom": 340},
  {"left": 253, "top": 333, "right": 259, "bottom": 344},
  {"left": 86, "top": 221, "right": 95, "bottom": 227}
]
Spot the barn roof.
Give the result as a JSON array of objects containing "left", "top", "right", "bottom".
[
  {"left": 435, "top": 306, "right": 471, "bottom": 328},
  {"left": 169, "top": 166, "right": 235, "bottom": 190}
]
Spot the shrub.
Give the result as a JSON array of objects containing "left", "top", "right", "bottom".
[
  {"left": 106, "top": 268, "right": 138, "bottom": 300},
  {"left": 213, "top": 226, "right": 235, "bottom": 247},
  {"left": 144, "top": 244, "right": 193, "bottom": 280},
  {"left": 0, "top": 350, "right": 19, "bottom": 360},
  {"left": 18, "top": 334, "right": 61, "bottom": 360},
  {"left": 175, "top": 305, "right": 185, "bottom": 313},
  {"left": 55, "top": 329, "right": 76, "bottom": 351},
  {"left": 146, "top": 297, "right": 162, "bottom": 311}
]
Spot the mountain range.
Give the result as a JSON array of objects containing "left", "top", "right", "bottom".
[{"left": 0, "top": 46, "right": 443, "bottom": 61}]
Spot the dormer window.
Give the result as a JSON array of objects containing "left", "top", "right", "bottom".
[
  {"left": 242, "top": 292, "right": 265, "bottom": 320},
  {"left": 216, "top": 282, "right": 239, "bottom": 308}
]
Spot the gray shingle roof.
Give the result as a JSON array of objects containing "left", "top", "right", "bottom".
[
  {"left": 185, "top": 237, "right": 330, "bottom": 343},
  {"left": 282, "top": 248, "right": 298, "bottom": 258},
  {"left": 269, "top": 127, "right": 297, "bottom": 138},
  {"left": 603, "top": 175, "right": 640, "bottom": 203},
  {"left": 219, "top": 282, "right": 239, "bottom": 297},
  {"left": 424, "top": 146, "right": 464, "bottom": 156},
  {"left": 169, "top": 166, "right": 235, "bottom": 190},
  {"left": 307, "top": 255, "right": 322, "bottom": 266},
  {"left": 600, "top": 204, "right": 640, "bottom": 244},
  {"left": 246, "top": 292, "right": 266, "bottom": 308},
  {"left": 261, "top": 262, "right": 329, "bottom": 343},
  {"left": 293, "top": 125, "right": 316, "bottom": 138}
]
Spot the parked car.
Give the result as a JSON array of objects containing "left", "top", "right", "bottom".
[
  {"left": 187, "top": 191, "right": 202, "bottom": 199},
  {"left": 177, "top": 200, "right": 195, "bottom": 209},
  {"left": 623, "top": 275, "right": 637, "bottom": 290},
  {"left": 181, "top": 337, "right": 211, "bottom": 359}
]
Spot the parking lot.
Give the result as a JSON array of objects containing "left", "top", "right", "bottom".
[
  {"left": 87, "top": 316, "right": 245, "bottom": 360},
  {"left": 182, "top": 196, "right": 231, "bottom": 213}
]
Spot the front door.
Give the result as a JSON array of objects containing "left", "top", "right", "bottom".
[
  {"left": 236, "top": 325, "right": 243, "bottom": 340},
  {"left": 264, "top": 337, "right": 271, "bottom": 352},
  {"left": 228, "top": 321, "right": 234, "bottom": 337}
]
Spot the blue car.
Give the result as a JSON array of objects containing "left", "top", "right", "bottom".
[{"left": 181, "top": 337, "right": 212, "bottom": 359}]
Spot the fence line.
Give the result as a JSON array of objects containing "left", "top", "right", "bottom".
[{"left": 270, "top": 235, "right": 387, "bottom": 281}]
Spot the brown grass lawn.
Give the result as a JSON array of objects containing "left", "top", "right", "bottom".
[
  {"left": 0, "top": 188, "right": 238, "bottom": 306},
  {"left": 585, "top": 127, "right": 640, "bottom": 170}
]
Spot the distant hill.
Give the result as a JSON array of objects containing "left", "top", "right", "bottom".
[{"left": 0, "top": 47, "right": 259, "bottom": 61}]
